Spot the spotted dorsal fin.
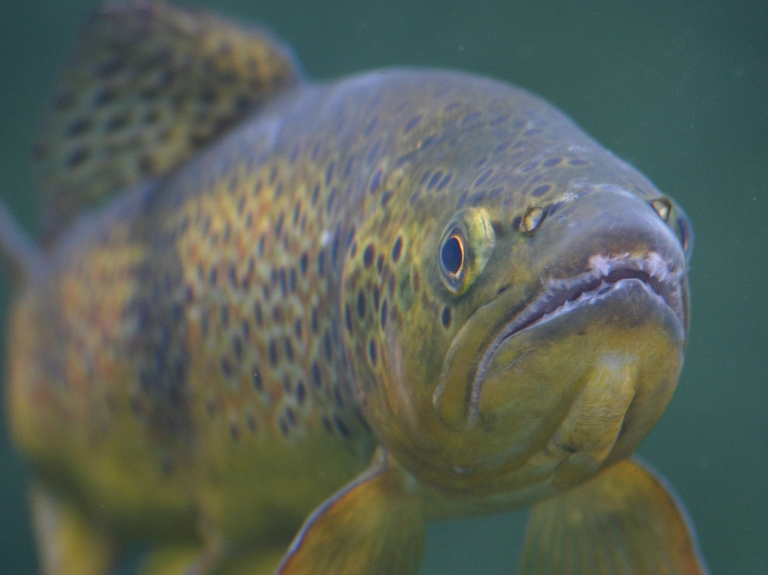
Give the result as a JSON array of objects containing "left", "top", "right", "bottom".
[{"left": 33, "top": 0, "right": 301, "bottom": 244}]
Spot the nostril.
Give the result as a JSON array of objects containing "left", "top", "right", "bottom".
[{"left": 521, "top": 207, "right": 545, "bottom": 233}]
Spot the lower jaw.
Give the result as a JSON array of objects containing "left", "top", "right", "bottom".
[{"left": 465, "top": 279, "right": 685, "bottom": 485}]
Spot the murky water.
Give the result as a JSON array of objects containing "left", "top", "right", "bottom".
[{"left": 1, "top": 1, "right": 765, "bottom": 573}]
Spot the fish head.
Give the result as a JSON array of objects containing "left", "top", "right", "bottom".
[{"left": 342, "top": 82, "right": 693, "bottom": 501}]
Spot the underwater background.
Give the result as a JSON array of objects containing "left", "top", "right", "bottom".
[{"left": 0, "top": 0, "right": 765, "bottom": 573}]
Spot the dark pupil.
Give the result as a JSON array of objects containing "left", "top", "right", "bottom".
[{"left": 441, "top": 235, "right": 463, "bottom": 275}]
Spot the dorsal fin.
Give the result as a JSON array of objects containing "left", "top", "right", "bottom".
[{"left": 33, "top": 0, "right": 301, "bottom": 244}]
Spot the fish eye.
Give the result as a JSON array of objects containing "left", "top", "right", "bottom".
[
  {"left": 676, "top": 212, "right": 695, "bottom": 262},
  {"left": 438, "top": 208, "right": 495, "bottom": 296},
  {"left": 441, "top": 232, "right": 464, "bottom": 277},
  {"left": 651, "top": 197, "right": 694, "bottom": 263}
]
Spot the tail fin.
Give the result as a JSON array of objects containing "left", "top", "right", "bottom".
[{"left": 0, "top": 202, "right": 44, "bottom": 286}]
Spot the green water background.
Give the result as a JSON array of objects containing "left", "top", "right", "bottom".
[{"left": 0, "top": 0, "right": 765, "bottom": 573}]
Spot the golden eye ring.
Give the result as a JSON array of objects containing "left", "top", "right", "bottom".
[{"left": 438, "top": 208, "right": 495, "bottom": 296}]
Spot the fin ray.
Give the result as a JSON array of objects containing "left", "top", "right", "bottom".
[
  {"left": 0, "top": 202, "right": 44, "bottom": 284},
  {"left": 518, "top": 458, "right": 709, "bottom": 575},
  {"left": 276, "top": 449, "right": 425, "bottom": 575},
  {"left": 34, "top": 0, "right": 300, "bottom": 242}
]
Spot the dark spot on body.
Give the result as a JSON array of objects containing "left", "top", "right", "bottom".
[
  {"left": 254, "top": 302, "right": 263, "bottom": 327},
  {"left": 334, "top": 416, "right": 351, "bottom": 438},
  {"left": 246, "top": 414, "right": 257, "bottom": 433},
  {"left": 532, "top": 184, "right": 552, "bottom": 197},
  {"left": 368, "top": 339, "right": 377, "bottom": 366},
  {"left": 317, "top": 250, "right": 325, "bottom": 277},
  {"left": 391, "top": 237, "right": 403, "bottom": 263},
  {"left": 462, "top": 111, "right": 481, "bottom": 125},
  {"left": 252, "top": 367, "right": 262, "bottom": 390},
  {"left": 311, "top": 183, "right": 320, "bottom": 205},
  {"left": 93, "top": 87, "right": 116, "bottom": 106},
  {"left": 543, "top": 157, "right": 562, "bottom": 167},
  {"left": 380, "top": 299, "right": 388, "bottom": 329},
  {"left": 474, "top": 169, "right": 493, "bottom": 187},
  {"left": 569, "top": 158, "right": 589, "bottom": 166},
  {"left": 312, "top": 362, "right": 321, "bottom": 387},
  {"left": 284, "top": 338, "right": 294, "bottom": 363},
  {"left": 66, "top": 117, "right": 91, "bottom": 137},
  {"left": 404, "top": 115, "right": 422, "bottom": 133},
  {"left": 331, "top": 231, "right": 340, "bottom": 266},
  {"left": 357, "top": 290, "right": 366, "bottom": 319},
  {"left": 310, "top": 307, "right": 319, "bottom": 334},
  {"left": 95, "top": 57, "right": 125, "bottom": 78},
  {"left": 343, "top": 155, "right": 355, "bottom": 179},
  {"left": 370, "top": 169, "right": 382, "bottom": 193},
  {"left": 220, "top": 357, "right": 232, "bottom": 378},
  {"left": 230, "top": 423, "right": 240, "bottom": 443},
  {"left": 363, "top": 244, "right": 375, "bottom": 269},
  {"left": 324, "top": 330, "right": 333, "bottom": 360},
  {"left": 437, "top": 173, "right": 453, "bottom": 191},
  {"left": 105, "top": 113, "right": 130, "bottom": 132},
  {"left": 441, "top": 305, "right": 452, "bottom": 328},
  {"left": 427, "top": 171, "right": 443, "bottom": 190},
  {"left": 65, "top": 146, "right": 89, "bottom": 168},
  {"left": 300, "top": 253, "right": 308, "bottom": 275},
  {"left": 269, "top": 340, "right": 278, "bottom": 366}
]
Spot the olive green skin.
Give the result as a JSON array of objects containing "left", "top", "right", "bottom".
[{"left": 7, "top": 69, "right": 691, "bottom": 550}]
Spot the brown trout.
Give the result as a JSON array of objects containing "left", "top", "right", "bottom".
[{"left": 1, "top": 2, "right": 708, "bottom": 574}]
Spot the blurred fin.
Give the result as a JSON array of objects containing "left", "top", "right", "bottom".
[
  {"left": 0, "top": 202, "right": 44, "bottom": 285},
  {"left": 33, "top": 0, "right": 301, "bottom": 243},
  {"left": 518, "top": 458, "right": 709, "bottom": 575},
  {"left": 30, "top": 482, "right": 118, "bottom": 575},
  {"left": 276, "top": 449, "right": 425, "bottom": 575}
]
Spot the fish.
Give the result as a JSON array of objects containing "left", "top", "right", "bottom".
[{"left": 0, "top": 1, "right": 709, "bottom": 574}]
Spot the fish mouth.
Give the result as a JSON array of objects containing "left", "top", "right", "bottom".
[{"left": 471, "top": 252, "right": 686, "bottom": 409}]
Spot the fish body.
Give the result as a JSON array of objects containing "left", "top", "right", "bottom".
[{"left": 2, "top": 2, "right": 707, "bottom": 574}]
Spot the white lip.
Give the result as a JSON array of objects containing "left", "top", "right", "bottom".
[{"left": 467, "top": 252, "right": 685, "bottom": 422}]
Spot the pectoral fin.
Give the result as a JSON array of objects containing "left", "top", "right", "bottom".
[
  {"left": 518, "top": 458, "right": 709, "bottom": 575},
  {"left": 29, "top": 483, "right": 117, "bottom": 575},
  {"left": 276, "top": 449, "right": 425, "bottom": 575}
]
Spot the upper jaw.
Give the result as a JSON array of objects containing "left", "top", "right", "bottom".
[{"left": 472, "top": 251, "right": 686, "bottom": 398}]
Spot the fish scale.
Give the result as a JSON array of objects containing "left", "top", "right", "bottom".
[{"left": 1, "top": 2, "right": 708, "bottom": 574}]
